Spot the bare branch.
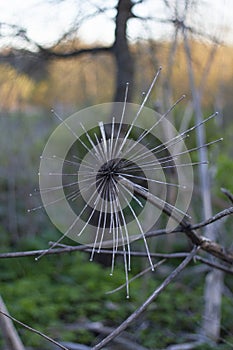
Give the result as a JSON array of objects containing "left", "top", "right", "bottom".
[
  {"left": 146, "top": 206, "right": 233, "bottom": 237},
  {"left": 221, "top": 188, "right": 233, "bottom": 204},
  {"left": 0, "top": 205, "right": 233, "bottom": 264},
  {"left": 0, "top": 45, "right": 112, "bottom": 62},
  {"left": 195, "top": 256, "right": 233, "bottom": 275},
  {"left": 0, "top": 311, "right": 69, "bottom": 350},
  {"left": 106, "top": 259, "right": 167, "bottom": 295},
  {"left": 0, "top": 245, "right": 193, "bottom": 260},
  {"left": 191, "top": 207, "right": 233, "bottom": 230},
  {"left": 39, "top": 45, "right": 113, "bottom": 59},
  {"left": 0, "top": 245, "right": 88, "bottom": 259},
  {"left": 93, "top": 246, "right": 199, "bottom": 350},
  {"left": 127, "top": 180, "right": 233, "bottom": 263}
]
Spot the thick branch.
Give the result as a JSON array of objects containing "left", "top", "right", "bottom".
[
  {"left": 122, "top": 178, "right": 233, "bottom": 264},
  {"left": 38, "top": 46, "right": 113, "bottom": 59},
  {"left": 0, "top": 46, "right": 113, "bottom": 78}
]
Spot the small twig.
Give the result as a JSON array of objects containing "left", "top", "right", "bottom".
[
  {"left": 0, "top": 246, "right": 187, "bottom": 260},
  {"left": 0, "top": 244, "right": 90, "bottom": 259},
  {"left": 0, "top": 296, "right": 25, "bottom": 350},
  {"left": 191, "top": 207, "right": 233, "bottom": 230},
  {"left": 221, "top": 188, "right": 233, "bottom": 204},
  {"left": 106, "top": 259, "right": 166, "bottom": 295},
  {"left": 0, "top": 310, "right": 69, "bottom": 350},
  {"left": 195, "top": 256, "right": 233, "bottom": 275},
  {"left": 93, "top": 246, "right": 199, "bottom": 350},
  {"left": 145, "top": 227, "right": 182, "bottom": 237},
  {"left": 146, "top": 206, "right": 233, "bottom": 236}
]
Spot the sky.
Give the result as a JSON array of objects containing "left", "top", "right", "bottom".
[{"left": 0, "top": 0, "right": 233, "bottom": 47}]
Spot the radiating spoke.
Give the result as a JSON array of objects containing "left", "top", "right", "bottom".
[
  {"left": 121, "top": 94, "right": 186, "bottom": 159},
  {"left": 109, "top": 116, "right": 115, "bottom": 160},
  {"left": 90, "top": 195, "right": 105, "bottom": 262},
  {"left": 36, "top": 178, "right": 103, "bottom": 260},
  {"left": 112, "top": 82, "right": 129, "bottom": 158},
  {"left": 117, "top": 172, "right": 184, "bottom": 188},
  {"left": 118, "top": 174, "right": 190, "bottom": 219},
  {"left": 113, "top": 180, "right": 131, "bottom": 272},
  {"left": 118, "top": 183, "right": 154, "bottom": 271},
  {"left": 114, "top": 68, "right": 162, "bottom": 159},
  {"left": 80, "top": 123, "right": 102, "bottom": 161}
]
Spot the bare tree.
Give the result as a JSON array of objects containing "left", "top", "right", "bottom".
[
  {"left": 0, "top": 0, "right": 138, "bottom": 102},
  {"left": 144, "top": 0, "right": 224, "bottom": 341}
]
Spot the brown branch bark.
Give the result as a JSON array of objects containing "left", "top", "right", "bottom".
[{"left": 122, "top": 178, "right": 233, "bottom": 264}]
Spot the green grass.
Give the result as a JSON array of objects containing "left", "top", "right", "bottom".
[{"left": 0, "top": 234, "right": 233, "bottom": 349}]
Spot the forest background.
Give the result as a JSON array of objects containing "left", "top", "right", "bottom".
[{"left": 0, "top": 1, "right": 233, "bottom": 349}]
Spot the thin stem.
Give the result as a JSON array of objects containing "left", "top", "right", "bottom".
[
  {"left": 35, "top": 178, "right": 101, "bottom": 260},
  {"left": 93, "top": 246, "right": 199, "bottom": 350},
  {"left": 0, "top": 311, "right": 69, "bottom": 350},
  {"left": 191, "top": 207, "right": 233, "bottom": 230},
  {"left": 115, "top": 68, "right": 162, "bottom": 159},
  {"left": 106, "top": 259, "right": 166, "bottom": 295}
]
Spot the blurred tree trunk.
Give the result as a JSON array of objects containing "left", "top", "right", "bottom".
[
  {"left": 0, "top": 296, "right": 25, "bottom": 350},
  {"left": 183, "top": 31, "right": 223, "bottom": 342},
  {"left": 112, "top": 0, "right": 134, "bottom": 102}
]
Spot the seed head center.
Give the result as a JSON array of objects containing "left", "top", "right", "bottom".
[{"left": 96, "top": 159, "right": 122, "bottom": 201}]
